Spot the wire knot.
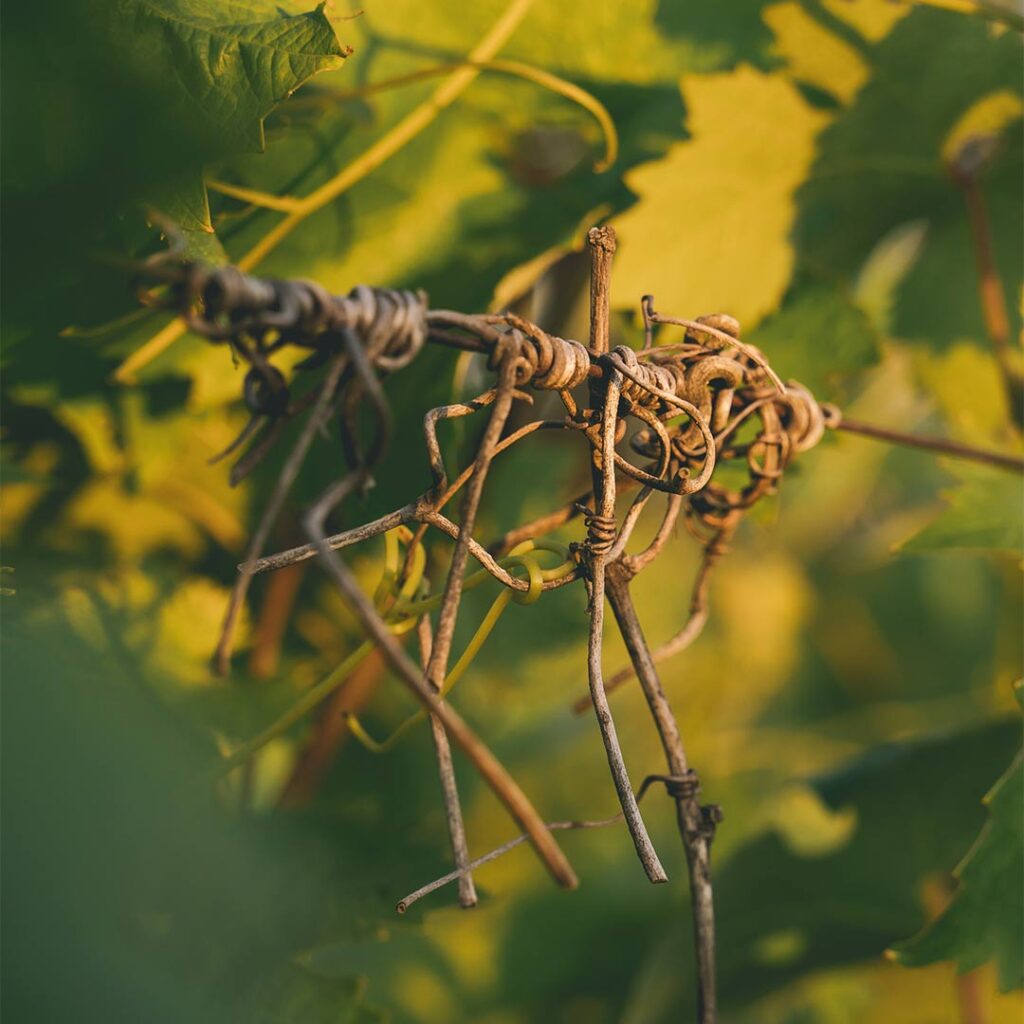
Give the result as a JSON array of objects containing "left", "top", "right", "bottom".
[
  {"left": 582, "top": 509, "right": 617, "bottom": 556},
  {"left": 641, "top": 770, "right": 701, "bottom": 800}
]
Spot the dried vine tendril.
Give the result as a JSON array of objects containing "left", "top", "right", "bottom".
[{"left": 136, "top": 223, "right": 1022, "bottom": 1024}]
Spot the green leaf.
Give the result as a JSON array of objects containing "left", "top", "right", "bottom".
[
  {"left": 126, "top": 1, "right": 347, "bottom": 149},
  {"left": 149, "top": 175, "right": 228, "bottom": 264},
  {"left": 795, "top": 9, "right": 1022, "bottom": 350},
  {"left": 125, "top": 0, "right": 348, "bottom": 240},
  {"left": 509, "top": 717, "right": 1022, "bottom": 1021},
  {"left": 900, "top": 467, "right": 1024, "bottom": 555},
  {"left": 892, "top": 743, "right": 1023, "bottom": 990},
  {"left": 748, "top": 284, "right": 880, "bottom": 399}
]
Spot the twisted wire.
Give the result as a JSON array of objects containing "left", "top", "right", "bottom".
[
  {"left": 150, "top": 258, "right": 834, "bottom": 546},
  {"left": 177, "top": 265, "right": 428, "bottom": 373}
]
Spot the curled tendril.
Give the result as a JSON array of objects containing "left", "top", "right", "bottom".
[{"left": 345, "top": 541, "right": 573, "bottom": 754}]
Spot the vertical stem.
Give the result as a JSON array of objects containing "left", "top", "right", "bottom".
[
  {"left": 418, "top": 615, "right": 478, "bottom": 908},
  {"left": 587, "top": 225, "right": 616, "bottom": 498},
  {"left": 214, "top": 353, "right": 347, "bottom": 675},
  {"left": 588, "top": 226, "right": 617, "bottom": 355},
  {"left": 605, "top": 566, "right": 718, "bottom": 1024},
  {"left": 588, "top": 374, "right": 667, "bottom": 883},
  {"left": 303, "top": 514, "right": 578, "bottom": 888},
  {"left": 583, "top": 224, "right": 666, "bottom": 882},
  {"left": 425, "top": 356, "right": 518, "bottom": 688},
  {"left": 956, "top": 171, "right": 1023, "bottom": 427}
]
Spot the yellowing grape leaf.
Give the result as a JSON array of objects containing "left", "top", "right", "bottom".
[
  {"left": 915, "top": 343, "right": 1016, "bottom": 447},
  {"left": 765, "top": 3, "right": 870, "bottom": 105},
  {"left": 612, "top": 66, "right": 829, "bottom": 327},
  {"left": 152, "top": 578, "right": 249, "bottom": 685},
  {"left": 821, "top": 0, "right": 910, "bottom": 41}
]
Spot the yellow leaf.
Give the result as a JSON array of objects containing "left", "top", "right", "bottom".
[
  {"left": 941, "top": 88, "right": 1024, "bottom": 166},
  {"left": 64, "top": 482, "right": 204, "bottom": 562},
  {"left": 151, "top": 578, "right": 248, "bottom": 685},
  {"left": 769, "top": 784, "right": 859, "bottom": 857},
  {"left": 1, "top": 483, "right": 45, "bottom": 541},
  {"left": 53, "top": 399, "right": 125, "bottom": 476},
  {"left": 821, "top": 0, "right": 910, "bottom": 41},
  {"left": 612, "top": 66, "right": 830, "bottom": 328},
  {"left": 765, "top": 2, "right": 871, "bottom": 104},
  {"left": 915, "top": 342, "right": 1016, "bottom": 446}
]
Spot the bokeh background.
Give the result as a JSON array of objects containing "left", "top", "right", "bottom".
[{"left": 2, "top": 1, "right": 1023, "bottom": 1021}]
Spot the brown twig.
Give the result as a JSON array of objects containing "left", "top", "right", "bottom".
[
  {"left": 397, "top": 811, "right": 624, "bottom": 914},
  {"left": 396, "top": 769, "right": 706, "bottom": 913},
  {"left": 584, "top": 370, "right": 668, "bottom": 883},
  {"left": 248, "top": 558, "right": 305, "bottom": 680},
  {"left": 425, "top": 357, "right": 521, "bottom": 688},
  {"left": 277, "top": 646, "right": 388, "bottom": 808},
  {"left": 303, "top": 477, "right": 579, "bottom": 890},
  {"left": 213, "top": 353, "right": 347, "bottom": 675},
  {"left": 572, "top": 523, "right": 729, "bottom": 715},
  {"left": 418, "top": 614, "right": 478, "bottom": 908},
  {"left": 605, "top": 566, "right": 719, "bottom": 1024},
  {"left": 583, "top": 228, "right": 667, "bottom": 883},
  {"left": 832, "top": 415, "right": 1024, "bottom": 474},
  {"left": 951, "top": 154, "right": 1024, "bottom": 428}
]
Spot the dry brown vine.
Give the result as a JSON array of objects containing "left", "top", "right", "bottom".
[{"left": 135, "top": 225, "right": 1023, "bottom": 1024}]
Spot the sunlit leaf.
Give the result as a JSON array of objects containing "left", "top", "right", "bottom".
[
  {"left": 748, "top": 285, "right": 879, "bottom": 398},
  {"left": 612, "top": 66, "right": 829, "bottom": 327},
  {"left": 765, "top": 2, "right": 870, "bottom": 105}
]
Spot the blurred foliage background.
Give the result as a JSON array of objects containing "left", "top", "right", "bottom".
[{"left": 2, "top": 1, "right": 1023, "bottom": 1021}]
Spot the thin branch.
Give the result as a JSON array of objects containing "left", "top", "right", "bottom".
[
  {"left": 583, "top": 232, "right": 667, "bottom": 883},
  {"left": 605, "top": 567, "right": 719, "bottom": 1024},
  {"left": 303, "top": 481, "right": 579, "bottom": 890},
  {"left": 213, "top": 354, "right": 347, "bottom": 675},
  {"left": 573, "top": 525, "right": 728, "bottom": 715},
  {"left": 277, "top": 646, "right": 388, "bottom": 808},
  {"left": 206, "top": 179, "right": 303, "bottom": 212},
  {"left": 425, "top": 356, "right": 519, "bottom": 692},
  {"left": 833, "top": 415, "right": 1024, "bottom": 474},
  {"left": 418, "top": 615, "right": 478, "bottom": 908},
  {"left": 248, "top": 558, "right": 305, "bottom": 680},
  {"left": 488, "top": 491, "right": 591, "bottom": 555},
  {"left": 291, "top": 57, "right": 618, "bottom": 172},
  {"left": 397, "top": 812, "right": 624, "bottom": 913},
  {"left": 244, "top": 505, "right": 416, "bottom": 575},
  {"left": 952, "top": 162, "right": 1024, "bottom": 428}
]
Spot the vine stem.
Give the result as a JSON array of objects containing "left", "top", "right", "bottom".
[
  {"left": 112, "top": 0, "right": 537, "bottom": 384},
  {"left": 586, "top": 370, "right": 667, "bottom": 883},
  {"left": 605, "top": 567, "right": 718, "bottom": 1024},
  {"left": 418, "top": 615, "right": 478, "bottom": 908},
  {"left": 582, "top": 225, "right": 668, "bottom": 883},
  {"left": 302, "top": 495, "right": 579, "bottom": 889},
  {"left": 229, "top": 57, "right": 618, "bottom": 177},
  {"left": 952, "top": 159, "right": 1024, "bottom": 428},
  {"left": 832, "top": 416, "right": 1024, "bottom": 474},
  {"left": 214, "top": 352, "right": 348, "bottom": 675}
]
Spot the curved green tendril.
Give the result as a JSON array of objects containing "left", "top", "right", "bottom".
[
  {"left": 220, "top": 526, "right": 425, "bottom": 773},
  {"left": 345, "top": 541, "right": 574, "bottom": 754}
]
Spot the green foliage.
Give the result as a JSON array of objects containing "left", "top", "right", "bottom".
[
  {"left": 2, "top": 1, "right": 1023, "bottom": 1021},
  {"left": 892, "top": 727, "right": 1024, "bottom": 991},
  {"left": 614, "top": 717, "right": 1023, "bottom": 1021},
  {"left": 902, "top": 467, "right": 1024, "bottom": 555}
]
